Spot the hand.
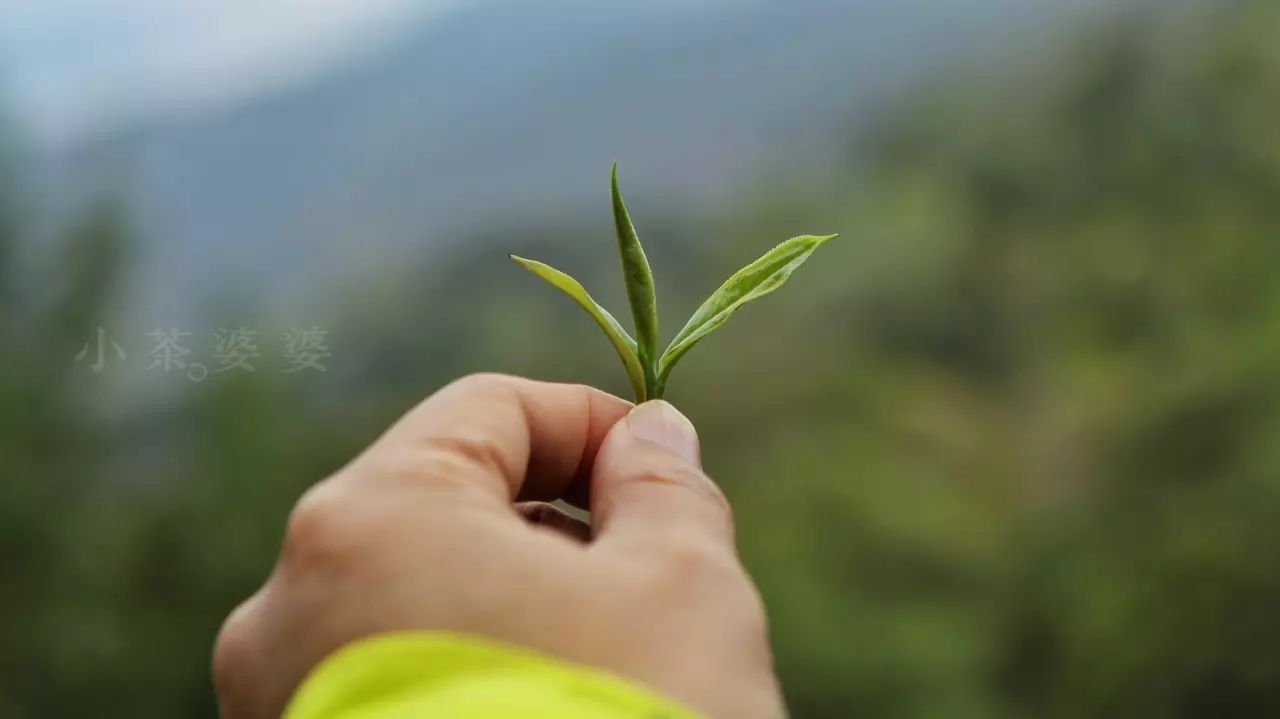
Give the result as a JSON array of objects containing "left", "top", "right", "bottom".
[{"left": 213, "top": 374, "right": 786, "bottom": 719}]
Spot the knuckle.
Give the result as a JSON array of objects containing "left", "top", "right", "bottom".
[
  {"left": 639, "top": 536, "right": 768, "bottom": 633},
  {"left": 735, "top": 581, "right": 772, "bottom": 639},
  {"left": 211, "top": 606, "right": 254, "bottom": 703},
  {"left": 622, "top": 461, "right": 736, "bottom": 531},
  {"left": 282, "top": 483, "right": 353, "bottom": 571},
  {"left": 648, "top": 533, "right": 741, "bottom": 585},
  {"left": 696, "top": 474, "right": 734, "bottom": 519},
  {"left": 631, "top": 461, "right": 729, "bottom": 508},
  {"left": 418, "top": 434, "right": 513, "bottom": 482}
]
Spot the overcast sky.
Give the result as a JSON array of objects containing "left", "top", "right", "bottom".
[{"left": 0, "top": 0, "right": 467, "bottom": 149}]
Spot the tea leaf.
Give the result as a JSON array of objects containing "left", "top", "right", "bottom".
[
  {"left": 510, "top": 255, "right": 648, "bottom": 400},
  {"left": 655, "top": 234, "right": 838, "bottom": 393},
  {"left": 611, "top": 164, "right": 659, "bottom": 386}
]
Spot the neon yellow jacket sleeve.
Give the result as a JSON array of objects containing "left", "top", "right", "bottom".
[{"left": 285, "top": 631, "right": 706, "bottom": 719}]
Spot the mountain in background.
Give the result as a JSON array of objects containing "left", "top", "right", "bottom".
[{"left": 26, "top": 0, "right": 1121, "bottom": 317}]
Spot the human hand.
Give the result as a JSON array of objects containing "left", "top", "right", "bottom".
[{"left": 213, "top": 374, "right": 785, "bottom": 719}]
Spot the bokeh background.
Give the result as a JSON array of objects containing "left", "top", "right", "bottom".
[{"left": 3, "top": 0, "right": 1279, "bottom": 716}]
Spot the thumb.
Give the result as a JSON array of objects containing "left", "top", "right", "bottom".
[{"left": 590, "top": 400, "right": 735, "bottom": 552}]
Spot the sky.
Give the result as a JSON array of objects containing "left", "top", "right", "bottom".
[{"left": 0, "top": 0, "right": 467, "bottom": 150}]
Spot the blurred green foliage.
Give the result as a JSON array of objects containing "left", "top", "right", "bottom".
[{"left": 3, "top": 2, "right": 1280, "bottom": 717}]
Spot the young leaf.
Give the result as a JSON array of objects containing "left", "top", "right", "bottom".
[
  {"left": 610, "top": 164, "right": 659, "bottom": 387},
  {"left": 510, "top": 255, "right": 648, "bottom": 400},
  {"left": 655, "top": 234, "right": 838, "bottom": 393}
]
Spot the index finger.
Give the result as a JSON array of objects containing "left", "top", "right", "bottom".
[{"left": 347, "top": 373, "right": 632, "bottom": 508}]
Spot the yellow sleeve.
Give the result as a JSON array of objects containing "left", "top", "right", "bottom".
[{"left": 285, "top": 631, "right": 706, "bottom": 719}]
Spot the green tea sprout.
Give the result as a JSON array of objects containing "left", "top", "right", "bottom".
[{"left": 512, "top": 165, "right": 837, "bottom": 401}]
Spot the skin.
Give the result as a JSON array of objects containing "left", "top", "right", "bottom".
[{"left": 213, "top": 373, "right": 787, "bottom": 719}]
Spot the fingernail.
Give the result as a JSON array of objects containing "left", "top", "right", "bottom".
[{"left": 625, "top": 400, "right": 701, "bottom": 466}]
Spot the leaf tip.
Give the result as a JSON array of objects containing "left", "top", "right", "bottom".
[
  {"left": 510, "top": 254, "right": 539, "bottom": 272},
  {"left": 797, "top": 233, "right": 839, "bottom": 249}
]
